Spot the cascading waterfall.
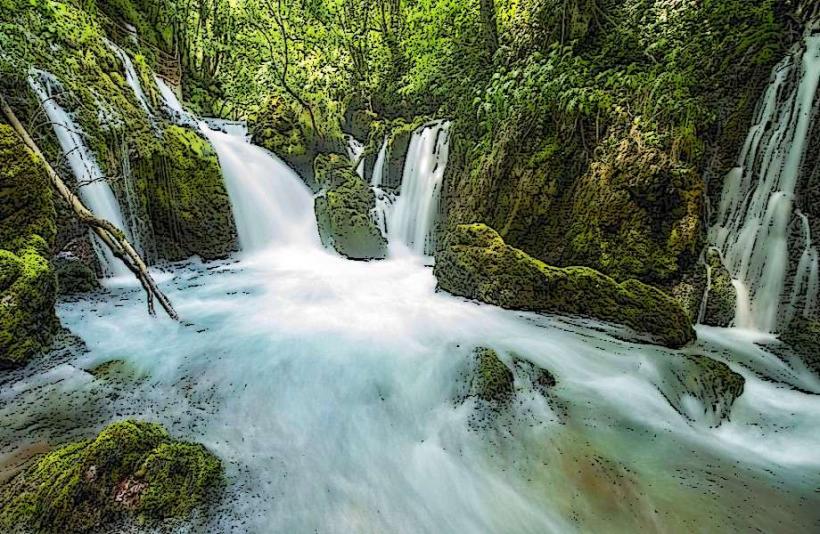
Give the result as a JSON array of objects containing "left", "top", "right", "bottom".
[
  {"left": 28, "top": 71, "right": 132, "bottom": 276},
  {"left": 153, "top": 75, "right": 196, "bottom": 127},
  {"left": 370, "top": 137, "right": 393, "bottom": 237},
  {"left": 709, "top": 31, "right": 820, "bottom": 332},
  {"left": 200, "top": 123, "right": 319, "bottom": 252},
  {"left": 388, "top": 120, "right": 451, "bottom": 255},
  {"left": 345, "top": 135, "right": 366, "bottom": 179},
  {"left": 105, "top": 39, "right": 153, "bottom": 118}
]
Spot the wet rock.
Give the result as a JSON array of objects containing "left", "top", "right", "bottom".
[
  {"left": 314, "top": 154, "right": 387, "bottom": 260},
  {"left": 470, "top": 347, "right": 515, "bottom": 403},
  {"left": 435, "top": 224, "right": 695, "bottom": 348},
  {"left": 54, "top": 255, "right": 100, "bottom": 295},
  {"left": 701, "top": 249, "right": 737, "bottom": 327},
  {"left": 778, "top": 317, "right": 820, "bottom": 376},
  {"left": 0, "top": 420, "right": 222, "bottom": 533},
  {"left": 658, "top": 354, "right": 745, "bottom": 426}
]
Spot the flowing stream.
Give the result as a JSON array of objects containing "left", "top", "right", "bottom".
[
  {"left": 710, "top": 31, "right": 820, "bottom": 332},
  {"left": 4, "top": 49, "right": 820, "bottom": 533}
]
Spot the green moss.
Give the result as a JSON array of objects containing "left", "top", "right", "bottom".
[
  {"left": 662, "top": 354, "right": 744, "bottom": 426},
  {"left": 0, "top": 420, "right": 222, "bottom": 532},
  {"left": 54, "top": 256, "right": 100, "bottom": 295},
  {"left": 470, "top": 347, "right": 514, "bottom": 404},
  {"left": 701, "top": 248, "right": 737, "bottom": 327},
  {"left": 135, "top": 125, "right": 237, "bottom": 261},
  {"left": 779, "top": 318, "right": 820, "bottom": 376},
  {"left": 434, "top": 224, "right": 695, "bottom": 348},
  {"left": 0, "top": 123, "right": 58, "bottom": 369},
  {"left": 313, "top": 154, "right": 387, "bottom": 260}
]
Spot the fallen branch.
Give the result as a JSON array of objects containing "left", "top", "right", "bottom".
[{"left": 1, "top": 95, "right": 179, "bottom": 321}]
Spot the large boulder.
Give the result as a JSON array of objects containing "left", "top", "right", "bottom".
[
  {"left": 778, "top": 317, "right": 820, "bottom": 376},
  {"left": 314, "top": 154, "right": 387, "bottom": 260},
  {"left": 0, "top": 420, "right": 222, "bottom": 532},
  {"left": 0, "top": 123, "right": 58, "bottom": 369},
  {"left": 435, "top": 224, "right": 695, "bottom": 348},
  {"left": 135, "top": 125, "right": 237, "bottom": 261},
  {"left": 54, "top": 255, "right": 100, "bottom": 295}
]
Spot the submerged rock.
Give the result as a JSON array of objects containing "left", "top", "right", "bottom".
[
  {"left": 435, "top": 224, "right": 695, "bottom": 348},
  {"left": 658, "top": 354, "right": 745, "bottom": 426},
  {"left": 0, "top": 123, "right": 58, "bottom": 369},
  {"left": 314, "top": 154, "right": 387, "bottom": 260},
  {"left": 469, "top": 347, "right": 515, "bottom": 403},
  {"left": 54, "top": 256, "right": 100, "bottom": 295},
  {"left": 0, "top": 420, "right": 222, "bottom": 533}
]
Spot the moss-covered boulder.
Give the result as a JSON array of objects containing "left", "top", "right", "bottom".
[
  {"left": 251, "top": 96, "right": 345, "bottom": 191},
  {"left": 136, "top": 125, "right": 237, "bottom": 261},
  {"left": 54, "top": 256, "right": 100, "bottom": 295},
  {"left": 382, "top": 117, "right": 428, "bottom": 190},
  {"left": 0, "top": 420, "right": 222, "bottom": 533},
  {"left": 657, "top": 354, "right": 744, "bottom": 426},
  {"left": 469, "top": 347, "right": 515, "bottom": 403},
  {"left": 435, "top": 224, "right": 695, "bottom": 348},
  {"left": 778, "top": 317, "right": 820, "bottom": 376},
  {"left": 314, "top": 154, "right": 387, "bottom": 260},
  {"left": 701, "top": 248, "right": 737, "bottom": 327},
  {"left": 0, "top": 123, "right": 59, "bottom": 369}
]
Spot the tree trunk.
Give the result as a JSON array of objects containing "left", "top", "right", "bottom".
[{"left": 1, "top": 96, "right": 179, "bottom": 321}]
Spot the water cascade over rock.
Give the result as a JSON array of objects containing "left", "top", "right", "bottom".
[
  {"left": 200, "top": 123, "right": 319, "bottom": 253},
  {"left": 28, "top": 71, "right": 133, "bottom": 277},
  {"left": 388, "top": 120, "right": 451, "bottom": 255},
  {"left": 345, "top": 135, "right": 365, "bottom": 179},
  {"left": 710, "top": 31, "right": 820, "bottom": 332},
  {"left": 105, "top": 39, "right": 154, "bottom": 119},
  {"left": 370, "top": 137, "right": 393, "bottom": 237}
]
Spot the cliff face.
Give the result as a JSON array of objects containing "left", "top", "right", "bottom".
[{"left": 438, "top": 0, "right": 791, "bottom": 312}]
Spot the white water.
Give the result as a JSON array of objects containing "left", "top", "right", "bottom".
[
  {"left": 371, "top": 137, "right": 388, "bottom": 188},
  {"left": 106, "top": 39, "right": 153, "bottom": 118},
  {"left": 28, "top": 71, "right": 131, "bottom": 276},
  {"left": 153, "top": 75, "right": 185, "bottom": 115},
  {"left": 389, "top": 121, "right": 451, "bottom": 255},
  {"left": 710, "top": 32, "right": 820, "bottom": 332},
  {"left": 3, "top": 125, "right": 819, "bottom": 532},
  {"left": 200, "top": 123, "right": 318, "bottom": 253},
  {"left": 346, "top": 135, "right": 366, "bottom": 179}
]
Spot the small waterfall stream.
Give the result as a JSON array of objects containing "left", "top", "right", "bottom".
[
  {"left": 345, "top": 135, "right": 365, "bottom": 179},
  {"left": 388, "top": 120, "right": 451, "bottom": 255},
  {"left": 28, "top": 71, "right": 132, "bottom": 276},
  {"left": 105, "top": 39, "right": 153, "bottom": 119},
  {"left": 709, "top": 31, "right": 820, "bottom": 332}
]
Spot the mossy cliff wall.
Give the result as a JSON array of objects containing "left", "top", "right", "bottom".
[
  {"left": 438, "top": 0, "right": 790, "bottom": 309},
  {"left": 0, "top": 123, "right": 58, "bottom": 368},
  {"left": 134, "top": 125, "right": 237, "bottom": 261}
]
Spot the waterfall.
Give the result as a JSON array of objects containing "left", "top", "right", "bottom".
[
  {"left": 153, "top": 75, "right": 197, "bottom": 127},
  {"left": 388, "top": 120, "right": 451, "bottom": 255},
  {"left": 709, "top": 32, "right": 820, "bottom": 332},
  {"left": 345, "top": 135, "right": 365, "bottom": 179},
  {"left": 105, "top": 39, "right": 153, "bottom": 118},
  {"left": 200, "top": 123, "right": 318, "bottom": 253},
  {"left": 371, "top": 137, "right": 388, "bottom": 188},
  {"left": 28, "top": 71, "right": 132, "bottom": 277}
]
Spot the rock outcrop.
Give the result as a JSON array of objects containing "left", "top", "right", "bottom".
[
  {"left": 0, "top": 123, "right": 58, "bottom": 368},
  {"left": 435, "top": 224, "right": 695, "bottom": 348},
  {"left": 313, "top": 154, "right": 387, "bottom": 260},
  {"left": 0, "top": 420, "right": 222, "bottom": 532}
]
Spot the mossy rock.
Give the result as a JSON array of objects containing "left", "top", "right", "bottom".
[
  {"left": 54, "top": 256, "right": 100, "bottom": 295},
  {"left": 251, "top": 96, "right": 345, "bottom": 190},
  {"left": 0, "top": 122, "right": 59, "bottom": 369},
  {"left": 382, "top": 117, "right": 428, "bottom": 190},
  {"left": 434, "top": 224, "right": 695, "bottom": 348},
  {"left": 0, "top": 420, "right": 222, "bottom": 533},
  {"left": 135, "top": 125, "right": 237, "bottom": 261},
  {"left": 778, "top": 317, "right": 820, "bottom": 376},
  {"left": 314, "top": 154, "right": 387, "bottom": 260},
  {"left": 701, "top": 248, "right": 737, "bottom": 327},
  {"left": 660, "top": 354, "right": 745, "bottom": 426},
  {"left": 470, "top": 347, "right": 515, "bottom": 403}
]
